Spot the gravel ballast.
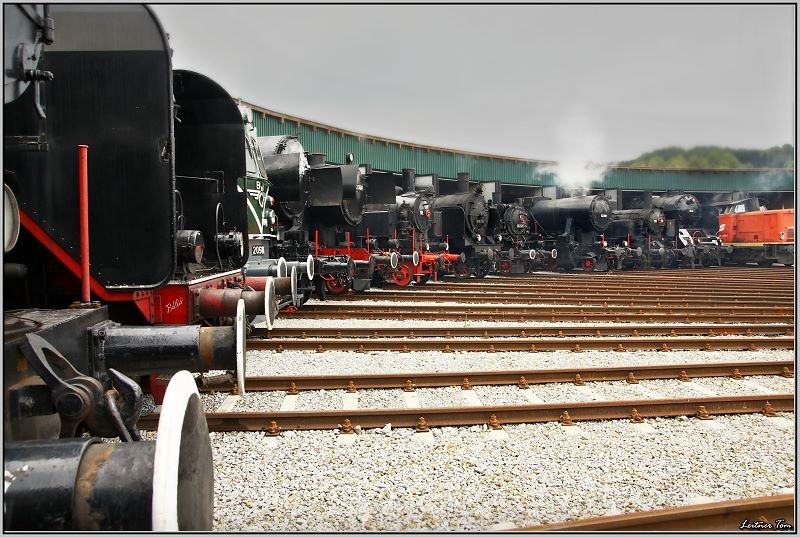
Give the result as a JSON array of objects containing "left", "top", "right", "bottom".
[
  {"left": 210, "top": 414, "right": 794, "bottom": 531},
  {"left": 203, "top": 283, "right": 794, "bottom": 531}
]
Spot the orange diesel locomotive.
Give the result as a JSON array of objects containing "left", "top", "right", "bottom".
[{"left": 718, "top": 208, "right": 794, "bottom": 266}]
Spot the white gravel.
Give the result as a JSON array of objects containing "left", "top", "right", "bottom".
[
  {"left": 690, "top": 376, "right": 783, "bottom": 396},
  {"left": 471, "top": 385, "right": 529, "bottom": 406},
  {"left": 293, "top": 389, "right": 347, "bottom": 411},
  {"left": 245, "top": 349, "right": 793, "bottom": 377},
  {"left": 357, "top": 389, "right": 408, "bottom": 409},
  {"left": 263, "top": 317, "right": 789, "bottom": 329},
  {"left": 232, "top": 391, "right": 286, "bottom": 412},
  {"left": 209, "top": 414, "right": 794, "bottom": 531},
  {"left": 200, "top": 392, "right": 229, "bottom": 413}
]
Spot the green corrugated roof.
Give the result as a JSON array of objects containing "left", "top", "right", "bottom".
[{"left": 243, "top": 100, "right": 795, "bottom": 192}]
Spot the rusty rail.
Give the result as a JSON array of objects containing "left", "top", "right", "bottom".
[
  {"left": 253, "top": 324, "right": 793, "bottom": 339},
  {"left": 513, "top": 493, "right": 795, "bottom": 531},
  {"left": 281, "top": 309, "right": 792, "bottom": 323},
  {"left": 334, "top": 292, "right": 793, "bottom": 306},
  {"left": 295, "top": 303, "right": 792, "bottom": 314},
  {"left": 198, "top": 360, "right": 794, "bottom": 392},
  {"left": 247, "top": 336, "right": 794, "bottom": 352},
  {"left": 138, "top": 394, "right": 794, "bottom": 432}
]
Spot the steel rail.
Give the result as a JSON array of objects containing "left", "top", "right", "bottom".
[
  {"left": 138, "top": 393, "right": 794, "bottom": 432},
  {"left": 484, "top": 268, "right": 794, "bottom": 280},
  {"left": 393, "top": 282, "right": 793, "bottom": 296},
  {"left": 199, "top": 360, "right": 794, "bottom": 392},
  {"left": 406, "top": 282, "right": 793, "bottom": 300},
  {"left": 281, "top": 309, "right": 792, "bottom": 323},
  {"left": 247, "top": 336, "right": 793, "bottom": 352},
  {"left": 512, "top": 493, "right": 795, "bottom": 531},
  {"left": 253, "top": 324, "right": 794, "bottom": 339},
  {"left": 333, "top": 292, "right": 793, "bottom": 306},
  {"left": 299, "top": 303, "right": 791, "bottom": 314}
]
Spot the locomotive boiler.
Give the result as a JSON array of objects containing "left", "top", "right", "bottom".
[
  {"left": 429, "top": 173, "right": 495, "bottom": 278},
  {"left": 524, "top": 195, "right": 613, "bottom": 271}
]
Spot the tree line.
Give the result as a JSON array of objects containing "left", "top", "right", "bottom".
[{"left": 621, "top": 145, "right": 794, "bottom": 169}]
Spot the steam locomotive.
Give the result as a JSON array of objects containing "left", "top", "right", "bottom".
[
  {"left": 487, "top": 197, "right": 533, "bottom": 275},
  {"left": 429, "top": 173, "right": 496, "bottom": 277},
  {"left": 652, "top": 192, "right": 723, "bottom": 267},
  {"left": 253, "top": 135, "right": 374, "bottom": 298},
  {"left": 522, "top": 194, "right": 614, "bottom": 271},
  {"left": 0, "top": 4, "right": 285, "bottom": 529}
]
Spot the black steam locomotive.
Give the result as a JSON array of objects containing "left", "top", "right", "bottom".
[
  {"left": 0, "top": 4, "right": 279, "bottom": 529},
  {"left": 603, "top": 207, "right": 667, "bottom": 269},
  {"left": 652, "top": 192, "right": 723, "bottom": 267},
  {"left": 429, "top": 173, "right": 496, "bottom": 277},
  {"left": 354, "top": 168, "right": 464, "bottom": 286},
  {"left": 523, "top": 194, "right": 614, "bottom": 271},
  {"left": 487, "top": 197, "right": 533, "bottom": 275},
  {"left": 253, "top": 135, "right": 376, "bottom": 298}
]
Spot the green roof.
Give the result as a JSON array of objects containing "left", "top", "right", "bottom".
[{"left": 243, "top": 100, "right": 795, "bottom": 192}]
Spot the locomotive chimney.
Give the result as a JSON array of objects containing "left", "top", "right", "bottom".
[
  {"left": 457, "top": 172, "right": 470, "bottom": 194},
  {"left": 307, "top": 153, "right": 326, "bottom": 167},
  {"left": 402, "top": 168, "right": 416, "bottom": 193}
]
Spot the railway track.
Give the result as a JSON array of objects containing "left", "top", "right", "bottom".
[
  {"left": 198, "top": 360, "right": 794, "bottom": 392},
  {"left": 516, "top": 494, "right": 795, "bottom": 531},
  {"left": 247, "top": 336, "right": 793, "bottom": 352},
  {"left": 139, "top": 393, "right": 793, "bottom": 432},
  {"left": 282, "top": 304, "right": 792, "bottom": 323},
  {"left": 253, "top": 324, "right": 794, "bottom": 339},
  {"left": 334, "top": 291, "right": 793, "bottom": 306},
  {"left": 480, "top": 266, "right": 794, "bottom": 281}
]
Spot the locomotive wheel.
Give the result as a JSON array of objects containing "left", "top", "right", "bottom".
[
  {"left": 473, "top": 264, "right": 490, "bottom": 278},
  {"left": 454, "top": 263, "right": 470, "bottom": 279},
  {"left": 498, "top": 259, "right": 512, "bottom": 276},
  {"left": 583, "top": 258, "right": 595, "bottom": 271},
  {"left": 391, "top": 264, "right": 413, "bottom": 286},
  {"left": 152, "top": 370, "right": 214, "bottom": 530},
  {"left": 314, "top": 279, "right": 327, "bottom": 301},
  {"left": 302, "top": 288, "right": 313, "bottom": 304},
  {"left": 325, "top": 277, "right": 349, "bottom": 295}
]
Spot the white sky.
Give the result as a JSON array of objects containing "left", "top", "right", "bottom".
[{"left": 151, "top": 4, "right": 795, "bottom": 163}]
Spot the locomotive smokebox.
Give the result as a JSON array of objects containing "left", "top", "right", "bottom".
[
  {"left": 261, "top": 153, "right": 305, "bottom": 201},
  {"left": 529, "top": 195, "right": 613, "bottom": 233}
]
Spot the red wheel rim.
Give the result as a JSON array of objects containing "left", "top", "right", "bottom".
[
  {"left": 499, "top": 260, "right": 512, "bottom": 275},
  {"left": 583, "top": 258, "right": 594, "bottom": 269},
  {"left": 325, "top": 278, "right": 348, "bottom": 295},
  {"left": 391, "top": 264, "right": 413, "bottom": 286}
]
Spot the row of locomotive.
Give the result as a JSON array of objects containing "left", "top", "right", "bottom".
[{"left": 245, "top": 141, "right": 792, "bottom": 289}]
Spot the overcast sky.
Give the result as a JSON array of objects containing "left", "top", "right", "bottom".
[{"left": 151, "top": 4, "right": 795, "bottom": 163}]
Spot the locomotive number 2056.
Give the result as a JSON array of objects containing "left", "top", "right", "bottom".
[{"left": 252, "top": 245, "right": 265, "bottom": 255}]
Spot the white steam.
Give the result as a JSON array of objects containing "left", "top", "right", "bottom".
[{"left": 537, "top": 108, "right": 615, "bottom": 194}]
